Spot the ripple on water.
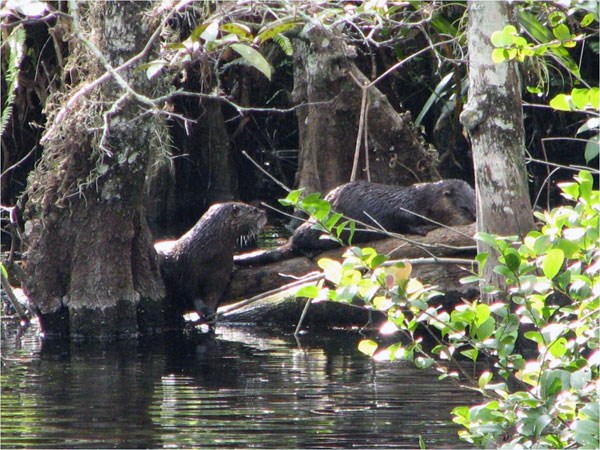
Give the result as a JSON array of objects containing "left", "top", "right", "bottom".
[{"left": 1, "top": 323, "right": 481, "bottom": 449}]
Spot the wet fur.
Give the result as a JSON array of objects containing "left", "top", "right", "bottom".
[
  {"left": 158, "top": 202, "right": 266, "bottom": 323},
  {"left": 236, "top": 180, "right": 475, "bottom": 265}
]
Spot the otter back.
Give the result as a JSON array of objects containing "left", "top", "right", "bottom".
[
  {"left": 156, "top": 202, "right": 266, "bottom": 326},
  {"left": 236, "top": 179, "right": 475, "bottom": 265}
]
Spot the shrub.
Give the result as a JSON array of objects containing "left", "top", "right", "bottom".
[{"left": 286, "top": 170, "right": 599, "bottom": 448}]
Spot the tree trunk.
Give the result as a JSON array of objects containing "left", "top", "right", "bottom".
[
  {"left": 292, "top": 24, "right": 439, "bottom": 196},
  {"left": 22, "top": 1, "right": 166, "bottom": 339},
  {"left": 460, "top": 1, "right": 535, "bottom": 298}
]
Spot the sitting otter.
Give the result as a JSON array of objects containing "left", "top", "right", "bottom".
[
  {"left": 236, "top": 179, "right": 475, "bottom": 265},
  {"left": 156, "top": 202, "right": 267, "bottom": 327}
]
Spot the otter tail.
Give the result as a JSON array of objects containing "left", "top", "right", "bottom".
[{"left": 234, "top": 243, "right": 294, "bottom": 266}]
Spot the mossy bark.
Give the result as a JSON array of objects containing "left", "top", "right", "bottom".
[{"left": 22, "top": 1, "right": 166, "bottom": 339}]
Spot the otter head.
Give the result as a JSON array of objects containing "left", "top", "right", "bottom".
[
  {"left": 440, "top": 180, "right": 476, "bottom": 225},
  {"left": 207, "top": 202, "right": 267, "bottom": 239}
]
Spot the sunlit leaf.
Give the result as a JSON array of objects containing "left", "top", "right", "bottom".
[
  {"left": 231, "top": 43, "right": 272, "bottom": 80},
  {"left": 295, "top": 285, "right": 319, "bottom": 299},
  {"left": 552, "top": 24, "right": 571, "bottom": 41},
  {"left": 478, "top": 371, "right": 493, "bottom": 390},
  {"left": 571, "top": 88, "right": 590, "bottom": 110},
  {"left": 542, "top": 248, "right": 564, "bottom": 279},
  {"left": 358, "top": 339, "right": 378, "bottom": 357},
  {"left": 491, "top": 48, "right": 507, "bottom": 63},
  {"left": 318, "top": 258, "right": 342, "bottom": 284},
  {"left": 549, "top": 94, "right": 572, "bottom": 111},
  {"left": 581, "top": 13, "right": 595, "bottom": 27}
]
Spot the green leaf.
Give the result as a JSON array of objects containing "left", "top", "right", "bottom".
[
  {"left": 548, "top": 337, "right": 568, "bottom": 358},
  {"left": 476, "top": 317, "right": 496, "bottom": 341},
  {"left": 318, "top": 258, "right": 343, "bottom": 284},
  {"left": 572, "top": 420, "right": 600, "bottom": 447},
  {"left": 296, "top": 285, "right": 319, "bottom": 299},
  {"left": 558, "top": 181, "right": 579, "bottom": 200},
  {"left": 571, "top": 88, "right": 590, "bottom": 110},
  {"left": 542, "top": 248, "right": 564, "bottom": 279},
  {"left": 548, "top": 11, "right": 566, "bottom": 28},
  {"left": 475, "top": 232, "right": 498, "bottom": 248},
  {"left": 552, "top": 24, "right": 571, "bottom": 41},
  {"left": 581, "top": 13, "right": 596, "bottom": 28},
  {"left": 256, "top": 18, "right": 302, "bottom": 44},
  {"left": 491, "top": 29, "right": 513, "bottom": 47},
  {"left": 358, "top": 339, "right": 378, "bottom": 357},
  {"left": 230, "top": 43, "right": 272, "bottom": 80},
  {"left": 460, "top": 348, "right": 479, "bottom": 361},
  {"left": 549, "top": 94, "right": 572, "bottom": 111},
  {"left": 576, "top": 170, "right": 594, "bottom": 202},
  {"left": 519, "top": 10, "right": 553, "bottom": 42},
  {"left": 491, "top": 48, "right": 506, "bottom": 63},
  {"left": 220, "top": 23, "right": 253, "bottom": 41},
  {"left": 279, "top": 189, "right": 303, "bottom": 206},
  {"left": 584, "top": 137, "right": 600, "bottom": 164},
  {"left": 478, "top": 371, "right": 493, "bottom": 389},
  {"left": 525, "top": 330, "right": 544, "bottom": 345},
  {"left": 414, "top": 356, "right": 434, "bottom": 369},
  {"left": 577, "top": 117, "right": 600, "bottom": 134},
  {"left": 570, "top": 367, "right": 592, "bottom": 390}
]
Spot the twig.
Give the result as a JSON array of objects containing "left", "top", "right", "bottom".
[
  {"left": 241, "top": 150, "right": 292, "bottom": 193},
  {"left": 1, "top": 272, "right": 29, "bottom": 322},
  {"left": 0, "top": 146, "right": 38, "bottom": 181},
  {"left": 217, "top": 271, "right": 323, "bottom": 317},
  {"left": 294, "top": 297, "right": 313, "bottom": 336},
  {"left": 349, "top": 71, "right": 369, "bottom": 182}
]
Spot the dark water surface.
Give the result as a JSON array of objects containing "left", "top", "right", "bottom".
[{"left": 1, "top": 321, "right": 481, "bottom": 449}]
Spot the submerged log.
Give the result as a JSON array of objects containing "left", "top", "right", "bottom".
[{"left": 219, "top": 223, "right": 478, "bottom": 327}]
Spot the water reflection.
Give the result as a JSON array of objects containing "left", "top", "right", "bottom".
[{"left": 1, "top": 322, "right": 480, "bottom": 449}]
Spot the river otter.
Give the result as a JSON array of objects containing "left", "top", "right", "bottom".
[
  {"left": 235, "top": 179, "right": 475, "bottom": 265},
  {"left": 156, "top": 202, "right": 267, "bottom": 327}
]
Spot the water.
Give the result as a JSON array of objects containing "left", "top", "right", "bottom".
[{"left": 1, "top": 321, "right": 482, "bottom": 449}]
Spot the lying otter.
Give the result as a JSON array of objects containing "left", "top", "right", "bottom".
[
  {"left": 156, "top": 202, "right": 267, "bottom": 327},
  {"left": 236, "top": 179, "right": 475, "bottom": 265}
]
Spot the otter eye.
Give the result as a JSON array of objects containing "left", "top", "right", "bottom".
[{"left": 443, "top": 190, "right": 452, "bottom": 197}]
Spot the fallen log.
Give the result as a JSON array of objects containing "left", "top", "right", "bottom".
[
  {"left": 219, "top": 223, "right": 479, "bottom": 328},
  {"left": 224, "top": 223, "right": 477, "bottom": 303}
]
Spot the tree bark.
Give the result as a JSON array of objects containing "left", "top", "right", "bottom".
[
  {"left": 292, "top": 24, "right": 439, "bottom": 196},
  {"left": 460, "top": 1, "right": 535, "bottom": 298},
  {"left": 22, "top": 1, "right": 166, "bottom": 339}
]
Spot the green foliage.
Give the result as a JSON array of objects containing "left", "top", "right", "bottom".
[
  {"left": 549, "top": 88, "right": 600, "bottom": 163},
  {"left": 490, "top": 3, "right": 599, "bottom": 166},
  {"left": 490, "top": 20, "right": 580, "bottom": 77},
  {"left": 290, "top": 171, "right": 599, "bottom": 449},
  {"left": 1, "top": 26, "right": 26, "bottom": 137},
  {"left": 141, "top": 13, "right": 303, "bottom": 81}
]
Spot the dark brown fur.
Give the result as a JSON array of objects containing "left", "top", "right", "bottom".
[
  {"left": 235, "top": 180, "right": 475, "bottom": 265},
  {"left": 157, "top": 202, "right": 266, "bottom": 324}
]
